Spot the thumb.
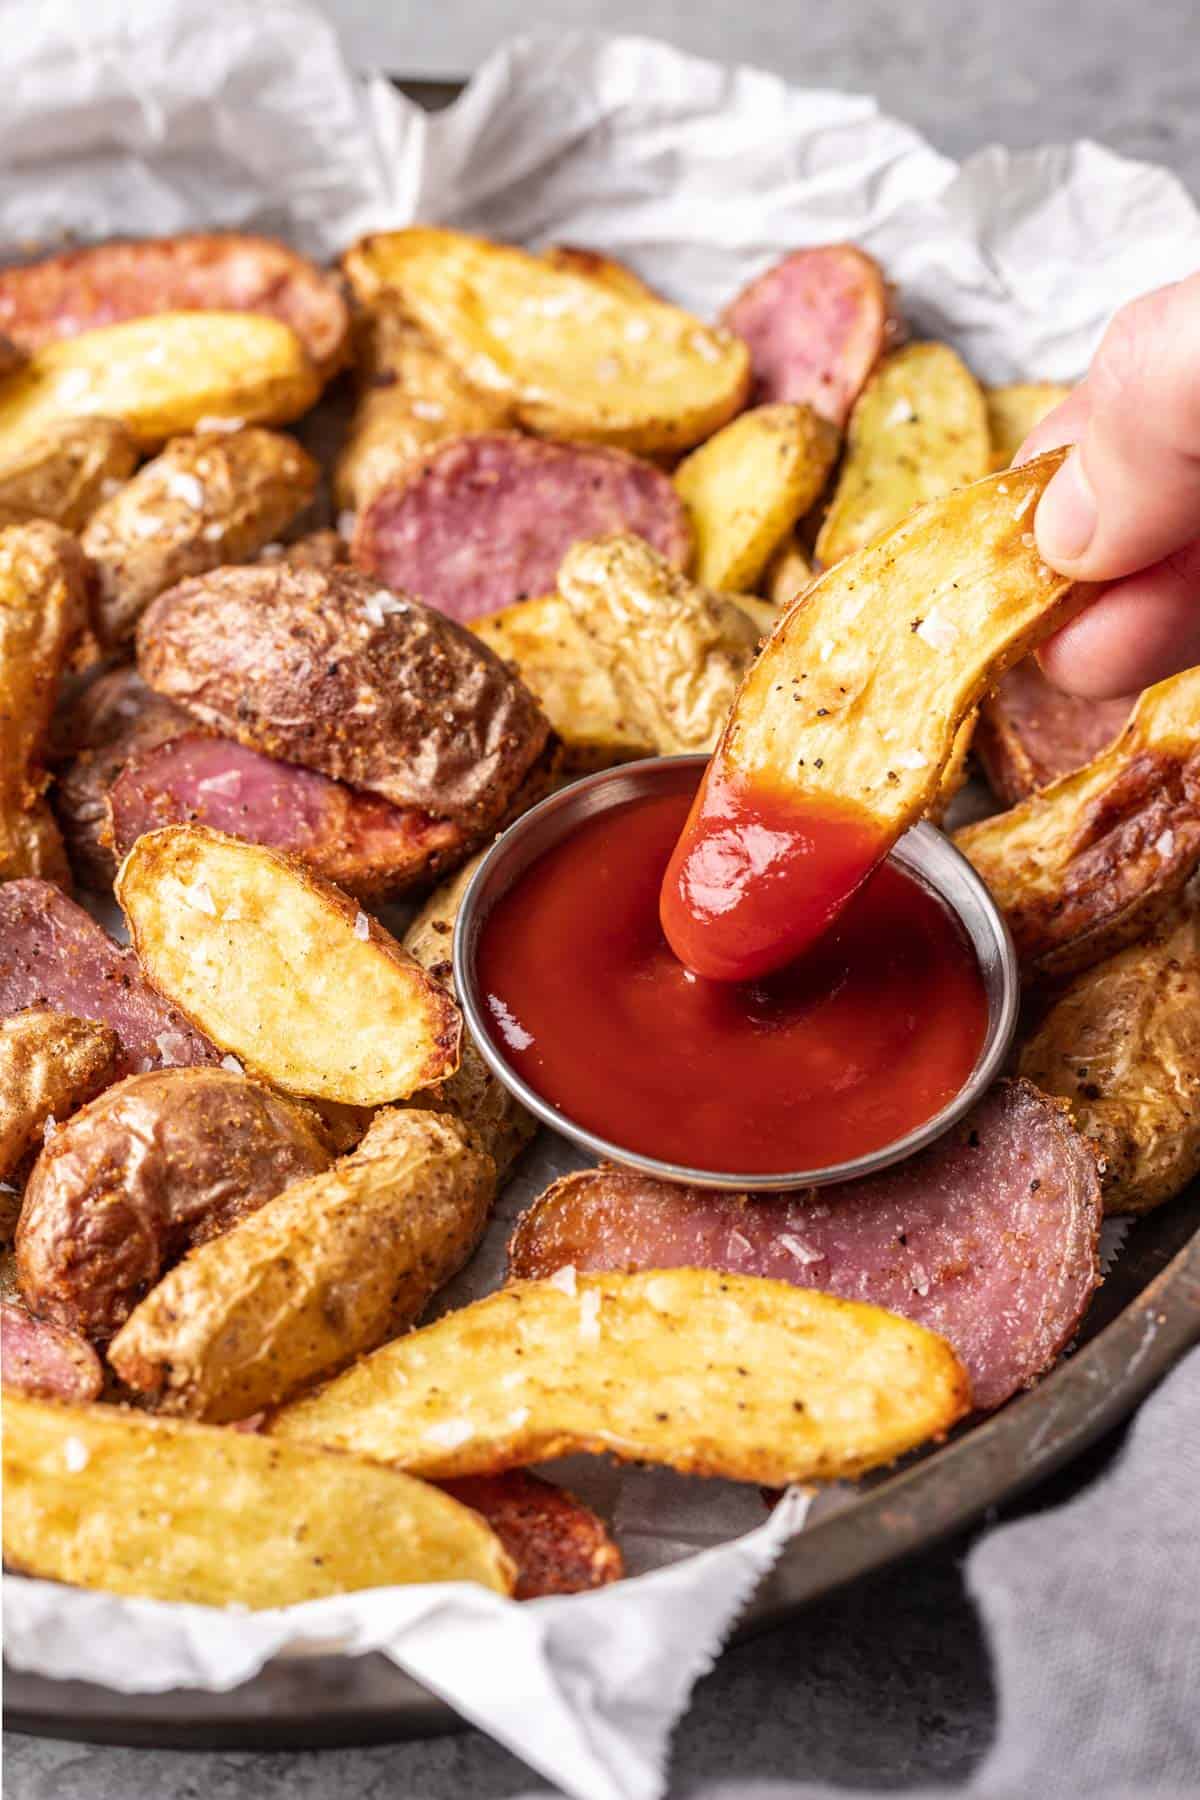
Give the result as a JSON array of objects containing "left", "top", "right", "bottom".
[{"left": 1034, "top": 272, "right": 1200, "bottom": 580}]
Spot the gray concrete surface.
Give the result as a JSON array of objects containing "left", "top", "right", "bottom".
[{"left": 6, "top": 4, "right": 1199, "bottom": 1795}]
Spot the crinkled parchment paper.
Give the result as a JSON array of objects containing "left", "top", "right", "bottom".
[{"left": 3, "top": 4, "right": 1197, "bottom": 1795}]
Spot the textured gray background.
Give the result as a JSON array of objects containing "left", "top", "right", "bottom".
[{"left": 6, "top": 2, "right": 1199, "bottom": 1794}]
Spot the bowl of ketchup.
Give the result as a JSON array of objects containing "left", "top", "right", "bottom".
[{"left": 454, "top": 756, "right": 1018, "bottom": 1191}]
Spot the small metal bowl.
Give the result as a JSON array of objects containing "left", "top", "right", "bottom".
[{"left": 454, "top": 754, "right": 1018, "bottom": 1192}]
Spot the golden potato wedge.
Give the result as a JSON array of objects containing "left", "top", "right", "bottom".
[
  {"left": 956, "top": 668, "right": 1200, "bottom": 978},
  {"left": 271, "top": 1268, "right": 970, "bottom": 1484},
  {"left": 0, "top": 312, "right": 322, "bottom": 461},
  {"left": 343, "top": 228, "right": 749, "bottom": 456},
  {"left": 82, "top": 429, "right": 318, "bottom": 646},
  {"left": 761, "top": 531, "right": 813, "bottom": 607},
  {"left": 3, "top": 1393, "right": 514, "bottom": 1605},
  {"left": 116, "top": 825, "right": 460, "bottom": 1105},
  {"left": 402, "top": 862, "right": 538, "bottom": 1176},
  {"left": 539, "top": 244, "right": 658, "bottom": 301},
  {"left": 674, "top": 403, "right": 839, "bottom": 591},
  {"left": 0, "top": 418, "right": 138, "bottom": 530},
  {"left": 558, "top": 534, "right": 761, "bottom": 755},
  {"left": 1019, "top": 892, "right": 1200, "bottom": 1214},
  {"left": 0, "top": 1009, "right": 119, "bottom": 1183},
  {"left": 986, "top": 382, "right": 1072, "bottom": 470},
  {"left": 816, "top": 343, "right": 990, "bottom": 565},
  {"left": 109, "top": 1108, "right": 495, "bottom": 1420}
]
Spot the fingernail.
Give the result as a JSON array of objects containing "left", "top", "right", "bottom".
[{"left": 1036, "top": 452, "right": 1097, "bottom": 565}]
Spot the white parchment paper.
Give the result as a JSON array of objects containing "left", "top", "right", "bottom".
[{"left": 3, "top": 5, "right": 1199, "bottom": 1796}]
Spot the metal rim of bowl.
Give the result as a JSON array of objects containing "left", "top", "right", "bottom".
[{"left": 454, "top": 754, "right": 1020, "bottom": 1192}]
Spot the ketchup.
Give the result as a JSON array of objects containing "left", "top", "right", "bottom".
[{"left": 476, "top": 766, "right": 986, "bottom": 1175}]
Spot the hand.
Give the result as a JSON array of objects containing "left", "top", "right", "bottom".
[{"left": 1015, "top": 271, "right": 1200, "bottom": 698}]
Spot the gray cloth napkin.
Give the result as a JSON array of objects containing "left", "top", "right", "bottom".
[{"left": 701, "top": 1343, "right": 1200, "bottom": 1799}]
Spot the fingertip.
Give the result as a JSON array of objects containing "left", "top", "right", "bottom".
[
  {"left": 1037, "top": 547, "right": 1200, "bottom": 697},
  {"left": 1033, "top": 451, "right": 1097, "bottom": 572}
]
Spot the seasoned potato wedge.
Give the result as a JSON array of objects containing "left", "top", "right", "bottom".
[
  {"left": 816, "top": 343, "right": 991, "bottom": 565},
  {"left": 674, "top": 403, "right": 839, "bottom": 591},
  {"left": 109, "top": 1108, "right": 494, "bottom": 1420},
  {"left": 986, "top": 382, "right": 1072, "bottom": 469},
  {"left": 0, "top": 418, "right": 138, "bottom": 530},
  {"left": 402, "top": 862, "right": 538, "bottom": 1176},
  {"left": 761, "top": 531, "right": 813, "bottom": 606},
  {"left": 558, "top": 535, "right": 762, "bottom": 755},
  {"left": 116, "top": 826, "right": 461, "bottom": 1105},
  {"left": 0, "top": 313, "right": 322, "bottom": 460},
  {"left": 441, "top": 1471, "right": 622, "bottom": 1599},
  {"left": 82, "top": 429, "right": 318, "bottom": 646},
  {"left": 3, "top": 1393, "right": 514, "bottom": 1605},
  {"left": 1018, "top": 893, "right": 1200, "bottom": 1214},
  {"left": 343, "top": 228, "right": 750, "bottom": 455},
  {"left": 0, "top": 1009, "right": 119, "bottom": 1183},
  {"left": 955, "top": 667, "right": 1200, "bottom": 978}
]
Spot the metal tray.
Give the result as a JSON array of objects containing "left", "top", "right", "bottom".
[{"left": 6, "top": 75, "right": 1200, "bottom": 1751}]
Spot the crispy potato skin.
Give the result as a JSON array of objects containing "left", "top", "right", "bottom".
[
  {"left": 116, "top": 825, "right": 462, "bottom": 1106},
  {"left": 343, "top": 228, "right": 750, "bottom": 456},
  {"left": 137, "top": 563, "right": 552, "bottom": 830},
  {"left": 440, "top": 1471, "right": 623, "bottom": 1599},
  {"left": 976, "top": 660, "right": 1134, "bottom": 806},
  {"left": 402, "top": 858, "right": 538, "bottom": 1177},
  {"left": 0, "top": 312, "right": 322, "bottom": 460},
  {"left": 0, "top": 1009, "right": 119, "bottom": 1184},
  {"left": 0, "top": 522, "right": 90, "bottom": 882},
  {"left": 16, "top": 1067, "right": 333, "bottom": 1342},
  {"left": 82, "top": 430, "right": 318, "bottom": 646},
  {"left": 986, "top": 383, "right": 1072, "bottom": 470},
  {"left": 558, "top": 535, "right": 761, "bottom": 755},
  {"left": 109, "top": 1108, "right": 495, "bottom": 1420},
  {"left": 0, "top": 233, "right": 350, "bottom": 373},
  {"left": 2, "top": 1394, "right": 514, "bottom": 1605},
  {"left": 956, "top": 669, "right": 1200, "bottom": 979},
  {"left": 271, "top": 1268, "right": 971, "bottom": 1485},
  {"left": 1019, "top": 894, "right": 1200, "bottom": 1213},
  {"left": 674, "top": 403, "right": 839, "bottom": 591},
  {"left": 0, "top": 1299, "right": 103, "bottom": 1402},
  {"left": 0, "top": 418, "right": 138, "bottom": 531},
  {"left": 816, "top": 343, "right": 991, "bottom": 565}
]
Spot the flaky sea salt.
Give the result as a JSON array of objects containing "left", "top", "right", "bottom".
[
  {"left": 1156, "top": 830, "right": 1176, "bottom": 858},
  {"left": 161, "top": 468, "right": 206, "bottom": 509},
  {"left": 578, "top": 1289, "right": 602, "bottom": 1343},
  {"left": 63, "top": 1437, "right": 90, "bottom": 1473},
  {"left": 194, "top": 415, "right": 245, "bottom": 434},
  {"left": 1012, "top": 488, "right": 1035, "bottom": 522},
  {"left": 624, "top": 316, "right": 651, "bottom": 342},
  {"left": 916, "top": 613, "right": 959, "bottom": 652},
  {"left": 197, "top": 770, "right": 243, "bottom": 797},
  {"left": 42, "top": 1113, "right": 57, "bottom": 1140},
  {"left": 547, "top": 1263, "right": 578, "bottom": 1296},
  {"left": 894, "top": 748, "right": 929, "bottom": 770},
  {"left": 779, "top": 1232, "right": 823, "bottom": 1266},
  {"left": 154, "top": 1032, "right": 188, "bottom": 1066},
  {"left": 220, "top": 1054, "right": 244, "bottom": 1076},
  {"left": 886, "top": 397, "right": 915, "bottom": 425},
  {"left": 423, "top": 1418, "right": 474, "bottom": 1448},
  {"left": 354, "top": 910, "right": 371, "bottom": 941}
]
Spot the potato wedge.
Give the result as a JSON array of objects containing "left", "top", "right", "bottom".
[
  {"left": 116, "top": 825, "right": 461, "bottom": 1105},
  {"left": 0, "top": 418, "right": 138, "bottom": 530},
  {"left": 403, "top": 863, "right": 538, "bottom": 1176},
  {"left": 472, "top": 593, "right": 650, "bottom": 772},
  {"left": 674, "top": 403, "right": 839, "bottom": 591},
  {"left": 3, "top": 1393, "right": 514, "bottom": 1605},
  {"left": 109, "top": 1108, "right": 494, "bottom": 1420},
  {"left": 0, "top": 312, "right": 322, "bottom": 461},
  {"left": 440, "top": 1471, "right": 622, "bottom": 1599},
  {"left": 343, "top": 228, "right": 749, "bottom": 456},
  {"left": 0, "top": 1008, "right": 119, "bottom": 1182},
  {"left": 558, "top": 535, "right": 762, "bottom": 755},
  {"left": 1, "top": 1299, "right": 103, "bottom": 1402},
  {"left": 975, "top": 659, "right": 1134, "bottom": 805},
  {"left": 986, "top": 382, "right": 1072, "bottom": 469},
  {"left": 82, "top": 429, "right": 318, "bottom": 646},
  {"left": 761, "top": 531, "right": 813, "bottom": 606},
  {"left": 816, "top": 343, "right": 990, "bottom": 565},
  {"left": 271, "top": 1268, "right": 970, "bottom": 1484},
  {"left": 955, "top": 667, "right": 1200, "bottom": 978},
  {"left": 1018, "top": 892, "right": 1200, "bottom": 1214}
]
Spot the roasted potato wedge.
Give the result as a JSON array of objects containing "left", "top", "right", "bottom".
[
  {"left": 109, "top": 1108, "right": 494, "bottom": 1420},
  {"left": 674, "top": 403, "right": 839, "bottom": 591},
  {"left": 272, "top": 1268, "right": 970, "bottom": 1484},
  {"left": 976, "top": 659, "right": 1134, "bottom": 805},
  {"left": 402, "top": 862, "right": 538, "bottom": 1176},
  {"left": 986, "top": 382, "right": 1072, "bottom": 469},
  {"left": 1019, "top": 892, "right": 1200, "bottom": 1214},
  {"left": 0, "top": 313, "right": 322, "bottom": 461},
  {"left": 558, "top": 535, "right": 762, "bottom": 755},
  {"left": 0, "top": 522, "right": 90, "bottom": 881},
  {"left": 1, "top": 1299, "right": 103, "bottom": 1402},
  {"left": 116, "top": 826, "right": 461, "bottom": 1105},
  {"left": 955, "top": 667, "right": 1200, "bottom": 978},
  {"left": 816, "top": 343, "right": 990, "bottom": 565},
  {"left": 0, "top": 418, "right": 138, "bottom": 530},
  {"left": 343, "top": 228, "right": 750, "bottom": 456},
  {"left": 82, "top": 429, "right": 318, "bottom": 646},
  {"left": 0, "top": 1009, "right": 119, "bottom": 1183},
  {"left": 3, "top": 1393, "right": 514, "bottom": 1605},
  {"left": 761, "top": 531, "right": 813, "bottom": 606},
  {"left": 440, "top": 1471, "right": 622, "bottom": 1599}
]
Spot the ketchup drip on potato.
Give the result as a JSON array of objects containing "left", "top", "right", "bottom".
[
  {"left": 659, "top": 761, "right": 886, "bottom": 982},
  {"left": 477, "top": 766, "right": 986, "bottom": 1175}
]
